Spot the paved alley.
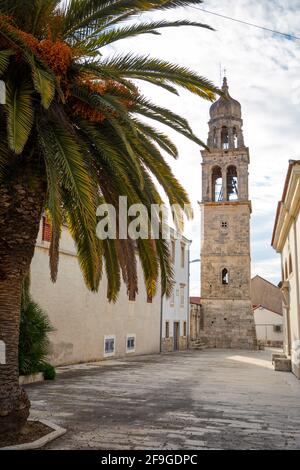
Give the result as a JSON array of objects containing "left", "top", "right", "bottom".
[{"left": 27, "top": 349, "right": 300, "bottom": 450}]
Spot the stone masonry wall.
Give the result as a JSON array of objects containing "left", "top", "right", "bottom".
[{"left": 199, "top": 299, "right": 257, "bottom": 349}]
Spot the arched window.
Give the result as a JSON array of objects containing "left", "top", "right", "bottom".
[
  {"left": 212, "top": 166, "right": 223, "bottom": 201},
  {"left": 212, "top": 127, "right": 217, "bottom": 147},
  {"left": 222, "top": 268, "right": 229, "bottom": 285},
  {"left": 227, "top": 165, "right": 238, "bottom": 201},
  {"left": 221, "top": 126, "right": 229, "bottom": 149},
  {"left": 233, "top": 127, "right": 238, "bottom": 148}
]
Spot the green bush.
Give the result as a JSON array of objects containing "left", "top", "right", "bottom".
[
  {"left": 19, "top": 299, "right": 54, "bottom": 376},
  {"left": 39, "top": 362, "right": 56, "bottom": 380}
]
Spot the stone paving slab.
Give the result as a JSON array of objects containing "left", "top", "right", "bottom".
[{"left": 26, "top": 349, "right": 300, "bottom": 450}]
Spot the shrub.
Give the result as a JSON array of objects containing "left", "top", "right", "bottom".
[
  {"left": 19, "top": 299, "right": 54, "bottom": 376},
  {"left": 39, "top": 362, "right": 56, "bottom": 380}
]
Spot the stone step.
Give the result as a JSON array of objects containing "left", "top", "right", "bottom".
[
  {"left": 271, "top": 352, "right": 286, "bottom": 363},
  {"left": 189, "top": 341, "right": 207, "bottom": 350},
  {"left": 273, "top": 357, "right": 292, "bottom": 372}
]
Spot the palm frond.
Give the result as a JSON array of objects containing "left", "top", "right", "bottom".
[
  {"left": 62, "top": 0, "right": 206, "bottom": 39},
  {"left": 5, "top": 79, "right": 34, "bottom": 154},
  {"left": 31, "top": 63, "right": 56, "bottom": 109},
  {"left": 65, "top": 192, "right": 103, "bottom": 291},
  {"left": 102, "top": 238, "right": 121, "bottom": 302},
  {"left": 0, "top": 49, "right": 14, "bottom": 76},
  {"left": 36, "top": 116, "right": 63, "bottom": 282},
  {"left": 131, "top": 118, "right": 178, "bottom": 158},
  {"left": 98, "top": 53, "right": 218, "bottom": 100},
  {"left": 77, "top": 19, "right": 213, "bottom": 50}
]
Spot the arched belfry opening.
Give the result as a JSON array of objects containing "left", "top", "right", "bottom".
[
  {"left": 227, "top": 165, "right": 238, "bottom": 201},
  {"left": 221, "top": 126, "right": 229, "bottom": 149},
  {"left": 233, "top": 127, "right": 238, "bottom": 148},
  {"left": 212, "top": 166, "right": 223, "bottom": 202},
  {"left": 212, "top": 127, "right": 217, "bottom": 147}
]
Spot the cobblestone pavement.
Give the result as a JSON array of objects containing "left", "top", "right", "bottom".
[{"left": 27, "top": 349, "right": 300, "bottom": 450}]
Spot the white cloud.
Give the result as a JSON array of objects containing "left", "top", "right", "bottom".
[{"left": 109, "top": 0, "right": 300, "bottom": 293}]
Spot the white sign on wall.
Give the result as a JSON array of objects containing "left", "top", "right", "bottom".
[
  {"left": 0, "top": 80, "right": 6, "bottom": 104},
  {"left": 0, "top": 340, "right": 6, "bottom": 365}
]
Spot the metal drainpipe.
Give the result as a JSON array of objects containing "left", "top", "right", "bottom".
[
  {"left": 159, "top": 293, "right": 163, "bottom": 354},
  {"left": 187, "top": 245, "right": 190, "bottom": 349},
  {"left": 293, "top": 218, "right": 300, "bottom": 341}
]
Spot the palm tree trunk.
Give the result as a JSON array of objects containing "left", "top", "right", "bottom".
[{"left": 0, "top": 173, "right": 45, "bottom": 433}]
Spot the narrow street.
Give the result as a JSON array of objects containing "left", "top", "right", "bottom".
[{"left": 27, "top": 349, "right": 300, "bottom": 450}]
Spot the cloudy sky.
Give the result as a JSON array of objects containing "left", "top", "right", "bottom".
[{"left": 111, "top": 0, "right": 300, "bottom": 295}]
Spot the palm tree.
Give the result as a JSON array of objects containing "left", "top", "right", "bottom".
[{"left": 0, "top": 0, "right": 219, "bottom": 433}]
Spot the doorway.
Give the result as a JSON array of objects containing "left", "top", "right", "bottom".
[{"left": 173, "top": 322, "right": 180, "bottom": 351}]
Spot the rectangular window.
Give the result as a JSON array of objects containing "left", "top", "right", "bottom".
[
  {"left": 285, "top": 260, "right": 288, "bottom": 280},
  {"left": 126, "top": 334, "right": 136, "bottom": 353},
  {"left": 289, "top": 254, "right": 293, "bottom": 275},
  {"left": 129, "top": 291, "right": 136, "bottom": 302},
  {"left": 104, "top": 335, "right": 115, "bottom": 357},
  {"left": 170, "top": 291, "right": 175, "bottom": 307},
  {"left": 183, "top": 321, "right": 187, "bottom": 337},
  {"left": 273, "top": 324, "right": 283, "bottom": 333},
  {"left": 165, "top": 321, "right": 170, "bottom": 338},
  {"left": 180, "top": 243, "right": 185, "bottom": 268},
  {"left": 180, "top": 285, "right": 185, "bottom": 307},
  {"left": 42, "top": 216, "right": 52, "bottom": 242},
  {"left": 171, "top": 240, "right": 175, "bottom": 264}
]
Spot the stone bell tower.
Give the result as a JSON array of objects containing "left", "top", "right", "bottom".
[{"left": 199, "top": 77, "right": 257, "bottom": 349}]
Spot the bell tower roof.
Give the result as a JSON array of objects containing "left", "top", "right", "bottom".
[{"left": 209, "top": 77, "right": 241, "bottom": 120}]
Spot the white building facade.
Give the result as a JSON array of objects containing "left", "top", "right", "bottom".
[
  {"left": 30, "top": 217, "right": 161, "bottom": 366},
  {"left": 161, "top": 231, "right": 191, "bottom": 352},
  {"left": 253, "top": 306, "right": 283, "bottom": 348},
  {"left": 251, "top": 275, "right": 283, "bottom": 348},
  {"left": 272, "top": 160, "right": 300, "bottom": 379}
]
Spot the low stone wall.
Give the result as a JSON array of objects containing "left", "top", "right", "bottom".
[
  {"left": 19, "top": 373, "right": 44, "bottom": 385},
  {"left": 179, "top": 337, "right": 187, "bottom": 351},
  {"left": 258, "top": 339, "right": 283, "bottom": 349},
  {"left": 161, "top": 337, "right": 174, "bottom": 353},
  {"left": 161, "top": 336, "right": 187, "bottom": 353}
]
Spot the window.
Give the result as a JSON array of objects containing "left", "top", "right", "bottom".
[
  {"left": 183, "top": 321, "right": 187, "bottom": 337},
  {"left": 212, "top": 127, "right": 217, "bottom": 147},
  {"left": 227, "top": 165, "right": 238, "bottom": 201},
  {"left": 273, "top": 325, "right": 283, "bottom": 333},
  {"left": 180, "top": 243, "right": 185, "bottom": 268},
  {"left": 104, "top": 336, "right": 115, "bottom": 357},
  {"left": 169, "top": 291, "right": 175, "bottom": 307},
  {"left": 289, "top": 253, "right": 293, "bottom": 276},
  {"left": 221, "top": 126, "right": 229, "bottom": 149},
  {"left": 222, "top": 268, "right": 229, "bottom": 285},
  {"left": 170, "top": 240, "right": 175, "bottom": 263},
  {"left": 212, "top": 166, "right": 223, "bottom": 201},
  {"left": 126, "top": 334, "right": 136, "bottom": 353},
  {"left": 221, "top": 221, "right": 228, "bottom": 229},
  {"left": 42, "top": 216, "right": 52, "bottom": 242},
  {"left": 165, "top": 321, "right": 170, "bottom": 338},
  {"left": 180, "top": 285, "right": 185, "bottom": 307},
  {"left": 285, "top": 260, "right": 288, "bottom": 280},
  {"left": 233, "top": 127, "right": 238, "bottom": 148}
]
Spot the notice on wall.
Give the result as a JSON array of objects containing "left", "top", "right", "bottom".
[{"left": 0, "top": 340, "right": 6, "bottom": 365}]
